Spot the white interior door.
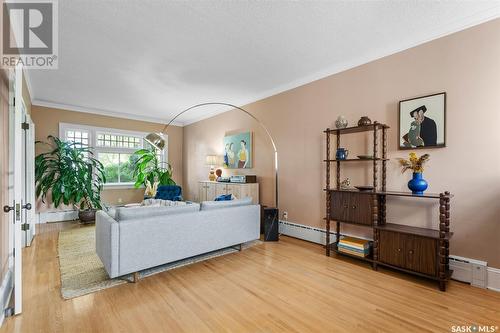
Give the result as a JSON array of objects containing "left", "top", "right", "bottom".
[{"left": 6, "top": 64, "right": 24, "bottom": 314}]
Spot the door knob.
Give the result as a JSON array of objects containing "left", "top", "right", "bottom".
[
  {"left": 408, "top": 250, "right": 414, "bottom": 255},
  {"left": 22, "top": 203, "right": 32, "bottom": 210},
  {"left": 3, "top": 205, "right": 14, "bottom": 213}
]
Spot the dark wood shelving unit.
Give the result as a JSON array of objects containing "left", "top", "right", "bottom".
[{"left": 324, "top": 122, "right": 453, "bottom": 291}]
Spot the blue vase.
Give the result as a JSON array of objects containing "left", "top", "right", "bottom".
[{"left": 408, "top": 172, "right": 428, "bottom": 195}]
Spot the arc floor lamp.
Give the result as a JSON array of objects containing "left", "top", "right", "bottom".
[{"left": 144, "top": 102, "right": 279, "bottom": 209}]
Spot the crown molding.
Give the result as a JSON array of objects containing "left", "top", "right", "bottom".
[
  {"left": 182, "top": 10, "right": 500, "bottom": 126},
  {"left": 31, "top": 99, "right": 184, "bottom": 127}
]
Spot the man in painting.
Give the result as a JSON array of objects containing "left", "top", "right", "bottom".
[
  {"left": 403, "top": 105, "right": 437, "bottom": 147},
  {"left": 237, "top": 140, "right": 249, "bottom": 168}
]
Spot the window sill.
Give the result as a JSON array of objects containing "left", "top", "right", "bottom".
[{"left": 103, "top": 184, "right": 143, "bottom": 190}]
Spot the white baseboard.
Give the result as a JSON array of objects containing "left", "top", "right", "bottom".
[
  {"left": 37, "top": 210, "right": 78, "bottom": 224},
  {"left": 279, "top": 220, "right": 500, "bottom": 292},
  {"left": 0, "top": 268, "right": 13, "bottom": 327}
]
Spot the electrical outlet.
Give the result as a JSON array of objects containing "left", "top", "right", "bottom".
[
  {"left": 283, "top": 211, "right": 288, "bottom": 221},
  {"left": 117, "top": 198, "right": 123, "bottom": 204}
]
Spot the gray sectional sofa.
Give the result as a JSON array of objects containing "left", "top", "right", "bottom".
[{"left": 95, "top": 198, "right": 260, "bottom": 279}]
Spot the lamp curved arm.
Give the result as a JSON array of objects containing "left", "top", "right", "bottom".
[{"left": 157, "top": 102, "right": 279, "bottom": 208}]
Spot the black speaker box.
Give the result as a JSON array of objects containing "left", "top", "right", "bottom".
[{"left": 263, "top": 207, "right": 279, "bottom": 241}]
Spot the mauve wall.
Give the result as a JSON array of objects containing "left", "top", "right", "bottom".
[{"left": 183, "top": 19, "right": 500, "bottom": 267}]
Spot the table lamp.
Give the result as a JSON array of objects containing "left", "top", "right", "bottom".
[{"left": 205, "top": 155, "right": 218, "bottom": 181}]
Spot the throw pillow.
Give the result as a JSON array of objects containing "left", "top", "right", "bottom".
[{"left": 214, "top": 194, "right": 233, "bottom": 201}]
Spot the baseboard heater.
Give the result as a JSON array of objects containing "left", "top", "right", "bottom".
[
  {"left": 278, "top": 220, "right": 371, "bottom": 245},
  {"left": 449, "top": 255, "right": 487, "bottom": 288},
  {"left": 37, "top": 210, "right": 78, "bottom": 223}
]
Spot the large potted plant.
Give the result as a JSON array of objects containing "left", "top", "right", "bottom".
[
  {"left": 132, "top": 148, "right": 175, "bottom": 189},
  {"left": 35, "top": 135, "right": 106, "bottom": 223}
]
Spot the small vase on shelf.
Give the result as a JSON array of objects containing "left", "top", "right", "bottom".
[{"left": 408, "top": 172, "right": 428, "bottom": 195}]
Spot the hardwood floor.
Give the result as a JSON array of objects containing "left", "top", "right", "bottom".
[{"left": 1, "top": 222, "right": 499, "bottom": 333}]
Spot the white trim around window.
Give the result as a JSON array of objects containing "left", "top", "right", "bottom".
[{"left": 59, "top": 123, "right": 168, "bottom": 188}]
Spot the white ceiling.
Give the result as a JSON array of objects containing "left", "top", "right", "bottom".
[{"left": 28, "top": 0, "right": 500, "bottom": 125}]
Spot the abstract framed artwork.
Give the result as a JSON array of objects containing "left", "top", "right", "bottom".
[
  {"left": 223, "top": 131, "right": 253, "bottom": 169},
  {"left": 399, "top": 92, "right": 446, "bottom": 149}
]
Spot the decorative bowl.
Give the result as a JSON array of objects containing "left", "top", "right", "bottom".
[
  {"left": 354, "top": 185, "right": 374, "bottom": 191},
  {"left": 357, "top": 155, "right": 374, "bottom": 160}
]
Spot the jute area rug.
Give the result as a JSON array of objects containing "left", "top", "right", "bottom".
[{"left": 58, "top": 225, "right": 259, "bottom": 299}]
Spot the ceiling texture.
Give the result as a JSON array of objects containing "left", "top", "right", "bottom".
[{"left": 28, "top": 0, "right": 500, "bottom": 125}]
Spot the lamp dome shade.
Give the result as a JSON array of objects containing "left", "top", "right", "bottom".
[
  {"left": 205, "top": 155, "right": 218, "bottom": 166},
  {"left": 145, "top": 132, "right": 166, "bottom": 150}
]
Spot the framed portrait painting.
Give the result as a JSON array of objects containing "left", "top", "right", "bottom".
[
  {"left": 223, "top": 131, "right": 253, "bottom": 169},
  {"left": 399, "top": 92, "right": 446, "bottom": 149}
]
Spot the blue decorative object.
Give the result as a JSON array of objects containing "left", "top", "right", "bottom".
[
  {"left": 336, "top": 148, "right": 349, "bottom": 160},
  {"left": 155, "top": 185, "right": 183, "bottom": 201},
  {"left": 408, "top": 172, "right": 428, "bottom": 195},
  {"left": 214, "top": 194, "right": 233, "bottom": 201}
]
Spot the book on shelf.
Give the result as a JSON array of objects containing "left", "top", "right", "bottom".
[
  {"left": 337, "top": 247, "right": 370, "bottom": 258},
  {"left": 337, "top": 244, "right": 370, "bottom": 256},
  {"left": 339, "top": 236, "right": 370, "bottom": 249}
]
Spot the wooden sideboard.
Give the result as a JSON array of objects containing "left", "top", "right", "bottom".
[{"left": 199, "top": 181, "right": 259, "bottom": 204}]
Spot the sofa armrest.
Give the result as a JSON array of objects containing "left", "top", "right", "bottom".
[{"left": 95, "top": 210, "right": 120, "bottom": 278}]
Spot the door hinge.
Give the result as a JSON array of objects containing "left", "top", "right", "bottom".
[
  {"left": 13, "top": 248, "right": 15, "bottom": 257},
  {"left": 13, "top": 97, "right": 15, "bottom": 106},
  {"left": 21, "top": 223, "right": 29, "bottom": 231},
  {"left": 22, "top": 122, "right": 29, "bottom": 130}
]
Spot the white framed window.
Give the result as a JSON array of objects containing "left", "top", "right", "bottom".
[{"left": 59, "top": 123, "right": 168, "bottom": 188}]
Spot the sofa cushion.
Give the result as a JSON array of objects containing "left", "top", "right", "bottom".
[
  {"left": 115, "top": 202, "right": 200, "bottom": 221},
  {"left": 142, "top": 199, "right": 187, "bottom": 207},
  {"left": 200, "top": 197, "right": 252, "bottom": 211}
]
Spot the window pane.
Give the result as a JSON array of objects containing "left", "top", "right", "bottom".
[
  {"left": 99, "top": 153, "right": 119, "bottom": 183},
  {"left": 119, "top": 154, "right": 135, "bottom": 183}
]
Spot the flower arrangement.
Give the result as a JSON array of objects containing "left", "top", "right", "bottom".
[{"left": 398, "top": 152, "right": 430, "bottom": 174}]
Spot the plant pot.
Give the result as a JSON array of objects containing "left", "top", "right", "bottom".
[
  {"left": 408, "top": 172, "right": 428, "bottom": 195},
  {"left": 78, "top": 209, "right": 97, "bottom": 224}
]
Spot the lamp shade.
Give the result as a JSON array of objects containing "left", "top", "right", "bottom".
[
  {"left": 144, "top": 132, "right": 166, "bottom": 150},
  {"left": 205, "top": 155, "right": 218, "bottom": 166}
]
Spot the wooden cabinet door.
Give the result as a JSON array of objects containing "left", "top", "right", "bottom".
[
  {"left": 349, "top": 194, "right": 373, "bottom": 226},
  {"left": 226, "top": 184, "right": 241, "bottom": 199},
  {"left": 378, "top": 230, "right": 404, "bottom": 267},
  {"left": 206, "top": 183, "right": 217, "bottom": 201},
  {"left": 330, "top": 192, "right": 349, "bottom": 221},
  {"left": 405, "top": 235, "right": 437, "bottom": 276},
  {"left": 199, "top": 182, "right": 207, "bottom": 201},
  {"left": 215, "top": 183, "right": 227, "bottom": 197}
]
